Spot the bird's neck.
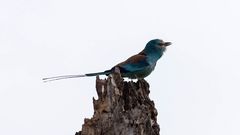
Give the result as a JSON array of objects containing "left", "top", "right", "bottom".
[{"left": 140, "top": 48, "right": 164, "bottom": 62}]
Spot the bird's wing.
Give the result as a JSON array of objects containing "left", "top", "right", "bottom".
[{"left": 116, "top": 54, "right": 150, "bottom": 73}]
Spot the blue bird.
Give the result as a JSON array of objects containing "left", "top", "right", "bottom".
[{"left": 43, "top": 39, "right": 171, "bottom": 82}]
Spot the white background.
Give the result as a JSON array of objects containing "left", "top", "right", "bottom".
[{"left": 1, "top": 0, "right": 240, "bottom": 135}]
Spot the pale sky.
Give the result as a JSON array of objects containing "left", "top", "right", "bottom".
[{"left": 1, "top": 0, "right": 240, "bottom": 135}]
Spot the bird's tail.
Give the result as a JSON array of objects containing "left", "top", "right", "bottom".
[{"left": 43, "top": 70, "right": 111, "bottom": 82}]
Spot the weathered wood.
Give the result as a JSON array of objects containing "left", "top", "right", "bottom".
[{"left": 75, "top": 72, "right": 160, "bottom": 135}]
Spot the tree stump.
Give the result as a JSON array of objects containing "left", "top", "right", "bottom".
[{"left": 75, "top": 72, "right": 160, "bottom": 135}]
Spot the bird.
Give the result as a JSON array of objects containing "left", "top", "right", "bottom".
[{"left": 43, "top": 39, "right": 171, "bottom": 82}]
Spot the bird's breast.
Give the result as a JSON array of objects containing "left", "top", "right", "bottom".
[{"left": 122, "top": 62, "right": 156, "bottom": 79}]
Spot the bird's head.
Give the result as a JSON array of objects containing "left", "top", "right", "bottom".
[
  {"left": 147, "top": 39, "right": 171, "bottom": 50},
  {"left": 144, "top": 39, "right": 171, "bottom": 55}
]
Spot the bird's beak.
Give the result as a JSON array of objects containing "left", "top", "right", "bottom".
[{"left": 164, "top": 42, "right": 172, "bottom": 46}]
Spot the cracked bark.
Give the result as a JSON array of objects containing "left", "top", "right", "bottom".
[{"left": 75, "top": 72, "right": 160, "bottom": 135}]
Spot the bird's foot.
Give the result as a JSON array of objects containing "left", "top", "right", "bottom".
[{"left": 138, "top": 78, "right": 146, "bottom": 83}]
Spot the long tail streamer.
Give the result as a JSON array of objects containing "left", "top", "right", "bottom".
[
  {"left": 42, "top": 74, "right": 86, "bottom": 82},
  {"left": 42, "top": 70, "right": 111, "bottom": 82}
]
